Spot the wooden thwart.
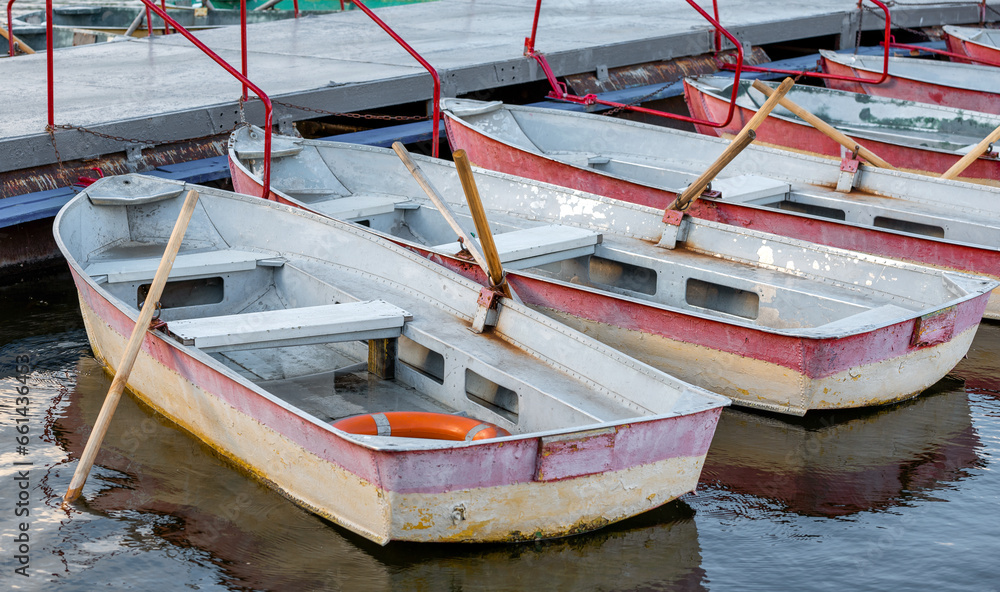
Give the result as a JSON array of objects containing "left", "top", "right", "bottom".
[
  {"left": 167, "top": 300, "right": 412, "bottom": 352},
  {"left": 432, "top": 224, "right": 601, "bottom": 269},
  {"left": 86, "top": 250, "right": 280, "bottom": 284}
]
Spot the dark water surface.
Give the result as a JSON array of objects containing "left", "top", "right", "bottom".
[{"left": 1, "top": 269, "right": 998, "bottom": 591}]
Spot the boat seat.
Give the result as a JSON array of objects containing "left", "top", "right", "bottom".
[
  {"left": 711, "top": 175, "right": 791, "bottom": 205},
  {"left": 167, "top": 299, "right": 413, "bottom": 353},
  {"left": 86, "top": 250, "right": 285, "bottom": 285},
  {"left": 311, "top": 193, "right": 414, "bottom": 220},
  {"left": 432, "top": 224, "right": 602, "bottom": 270}
]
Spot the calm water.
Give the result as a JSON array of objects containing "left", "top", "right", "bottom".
[{"left": 1, "top": 268, "right": 999, "bottom": 591}]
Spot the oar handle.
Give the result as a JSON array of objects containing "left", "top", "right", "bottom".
[
  {"left": 941, "top": 123, "right": 1000, "bottom": 180},
  {"left": 63, "top": 188, "right": 200, "bottom": 505},
  {"left": 391, "top": 142, "right": 490, "bottom": 271},
  {"left": 668, "top": 77, "right": 794, "bottom": 211},
  {"left": 750, "top": 79, "right": 895, "bottom": 170},
  {"left": 453, "top": 150, "right": 512, "bottom": 298}
]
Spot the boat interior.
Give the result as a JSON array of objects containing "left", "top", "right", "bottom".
[
  {"left": 67, "top": 182, "right": 703, "bottom": 443},
  {"left": 696, "top": 76, "right": 1000, "bottom": 154},
  {"left": 442, "top": 103, "right": 1000, "bottom": 247},
  {"left": 235, "top": 134, "right": 983, "bottom": 334}
]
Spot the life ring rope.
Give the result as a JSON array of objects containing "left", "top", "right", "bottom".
[{"left": 332, "top": 411, "right": 510, "bottom": 441}]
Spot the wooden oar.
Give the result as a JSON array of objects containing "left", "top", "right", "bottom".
[
  {"left": 63, "top": 188, "right": 200, "bottom": 505},
  {"left": 391, "top": 142, "right": 490, "bottom": 271},
  {"left": 941, "top": 123, "right": 1000, "bottom": 180},
  {"left": 453, "top": 149, "right": 512, "bottom": 299},
  {"left": 667, "top": 77, "right": 795, "bottom": 211},
  {"left": 750, "top": 79, "right": 895, "bottom": 170},
  {"left": 0, "top": 23, "right": 36, "bottom": 55},
  {"left": 124, "top": 9, "right": 147, "bottom": 37}
]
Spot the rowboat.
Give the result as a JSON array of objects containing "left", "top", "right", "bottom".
[
  {"left": 683, "top": 75, "right": 1000, "bottom": 184},
  {"left": 820, "top": 50, "right": 1000, "bottom": 112},
  {"left": 55, "top": 174, "right": 728, "bottom": 544},
  {"left": 59, "top": 363, "right": 703, "bottom": 590},
  {"left": 228, "top": 126, "right": 996, "bottom": 415},
  {"left": 944, "top": 24, "right": 1000, "bottom": 65},
  {"left": 440, "top": 98, "right": 1000, "bottom": 320}
]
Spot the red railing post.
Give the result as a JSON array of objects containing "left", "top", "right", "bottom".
[
  {"left": 352, "top": 0, "right": 440, "bottom": 158},
  {"left": 138, "top": 0, "right": 273, "bottom": 198},
  {"left": 160, "top": 0, "right": 170, "bottom": 34},
  {"left": 886, "top": 38, "right": 1000, "bottom": 68},
  {"left": 523, "top": 0, "right": 745, "bottom": 129},
  {"left": 6, "top": 0, "right": 17, "bottom": 57},
  {"left": 46, "top": 0, "right": 53, "bottom": 127},
  {"left": 241, "top": 0, "right": 248, "bottom": 100},
  {"left": 722, "top": 0, "right": 893, "bottom": 84}
]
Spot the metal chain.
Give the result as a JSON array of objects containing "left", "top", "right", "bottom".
[
  {"left": 45, "top": 125, "right": 64, "bottom": 169},
  {"left": 47, "top": 123, "right": 237, "bottom": 149},
  {"left": 269, "top": 99, "right": 429, "bottom": 121},
  {"left": 602, "top": 82, "right": 677, "bottom": 116},
  {"left": 860, "top": 3, "right": 934, "bottom": 39}
]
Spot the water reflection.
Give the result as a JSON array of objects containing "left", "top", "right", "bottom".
[
  {"left": 56, "top": 356, "right": 707, "bottom": 591},
  {"left": 958, "top": 323, "right": 1000, "bottom": 400},
  {"left": 700, "top": 380, "right": 981, "bottom": 517}
]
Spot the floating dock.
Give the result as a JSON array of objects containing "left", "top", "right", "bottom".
[{"left": 1, "top": 0, "right": 996, "bottom": 271}]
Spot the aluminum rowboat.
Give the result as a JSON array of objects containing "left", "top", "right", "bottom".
[
  {"left": 683, "top": 75, "right": 1000, "bottom": 185},
  {"left": 229, "top": 127, "right": 996, "bottom": 416},
  {"left": 944, "top": 25, "right": 1000, "bottom": 65},
  {"left": 55, "top": 174, "right": 728, "bottom": 544},
  {"left": 440, "top": 98, "right": 1000, "bottom": 320},
  {"left": 820, "top": 50, "right": 1000, "bottom": 112}
]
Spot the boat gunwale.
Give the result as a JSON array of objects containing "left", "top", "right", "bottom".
[{"left": 228, "top": 128, "right": 997, "bottom": 342}]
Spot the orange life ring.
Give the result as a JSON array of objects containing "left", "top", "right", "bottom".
[{"left": 331, "top": 411, "right": 510, "bottom": 441}]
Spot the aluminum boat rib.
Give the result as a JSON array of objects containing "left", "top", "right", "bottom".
[
  {"left": 820, "top": 50, "right": 1000, "bottom": 112},
  {"left": 683, "top": 75, "right": 1000, "bottom": 184},
  {"left": 55, "top": 174, "right": 728, "bottom": 544},
  {"left": 228, "top": 126, "right": 996, "bottom": 415},
  {"left": 439, "top": 98, "right": 1000, "bottom": 320}
]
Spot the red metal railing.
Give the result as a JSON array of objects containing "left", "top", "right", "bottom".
[
  {"left": 887, "top": 38, "right": 1000, "bottom": 68},
  {"left": 523, "top": 0, "right": 746, "bottom": 128},
  {"left": 725, "top": 0, "right": 893, "bottom": 84},
  {"left": 352, "top": 0, "right": 440, "bottom": 157},
  {"left": 6, "top": 0, "right": 17, "bottom": 56},
  {"left": 138, "top": 0, "right": 272, "bottom": 196}
]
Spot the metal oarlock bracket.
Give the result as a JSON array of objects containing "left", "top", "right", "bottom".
[
  {"left": 471, "top": 286, "right": 503, "bottom": 333},
  {"left": 837, "top": 148, "right": 863, "bottom": 193}
]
